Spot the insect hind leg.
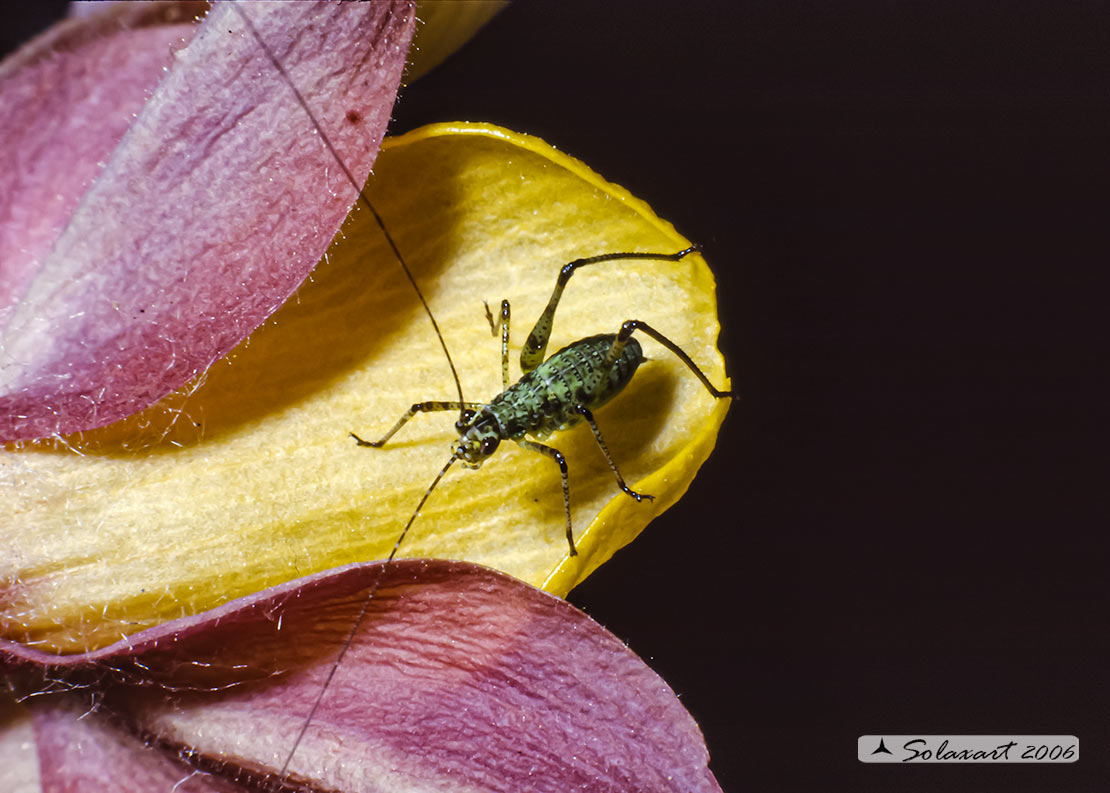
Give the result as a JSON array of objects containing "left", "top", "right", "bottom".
[
  {"left": 574, "top": 405, "right": 654, "bottom": 503},
  {"left": 605, "top": 319, "right": 735, "bottom": 399},
  {"left": 517, "top": 439, "right": 577, "bottom": 557},
  {"left": 521, "top": 246, "right": 699, "bottom": 372}
]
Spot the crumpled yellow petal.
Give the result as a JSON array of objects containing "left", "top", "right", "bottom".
[{"left": 0, "top": 123, "right": 731, "bottom": 654}]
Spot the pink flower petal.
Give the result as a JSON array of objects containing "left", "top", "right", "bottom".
[
  {"left": 0, "top": 2, "right": 415, "bottom": 441},
  {"left": 30, "top": 697, "right": 244, "bottom": 793},
  {"left": 0, "top": 20, "right": 195, "bottom": 328},
  {"left": 4, "top": 560, "right": 722, "bottom": 792}
]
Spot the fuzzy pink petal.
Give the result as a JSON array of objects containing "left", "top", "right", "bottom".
[
  {"left": 30, "top": 697, "right": 245, "bottom": 793},
  {"left": 0, "top": 22, "right": 195, "bottom": 327},
  {"left": 4, "top": 561, "right": 721, "bottom": 793},
  {"left": 0, "top": 1, "right": 415, "bottom": 441}
]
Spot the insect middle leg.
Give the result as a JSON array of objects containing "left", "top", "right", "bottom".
[
  {"left": 516, "top": 438, "right": 577, "bottom": 557},
  {"left": 351, "top": 401, "right": 484, "bottom": 447},
  {"left": 573, "top": 404, "right": 654, "bottom": 503}
]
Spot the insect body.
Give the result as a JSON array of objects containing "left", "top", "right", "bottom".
[{"left": 351, "top": 247, "right": 735, "bottom": 558}]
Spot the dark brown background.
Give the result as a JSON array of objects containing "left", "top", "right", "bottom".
[{"left": 7, "top": 2, "right": 1108, "bottom": 791}]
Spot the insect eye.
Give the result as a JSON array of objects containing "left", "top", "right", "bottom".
[{"left": 481, "top": 437, "right": 500, "bottom": 455}]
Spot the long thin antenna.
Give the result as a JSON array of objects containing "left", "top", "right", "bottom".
[
  {"left": 231, "top": 5, "right": 467, "bottom": 787},
  {"left": 233, "top": 4, "right": 467, "bottom": 417},
  {"left": 275, "top": 455, "right": 457, "bottom": 781}
]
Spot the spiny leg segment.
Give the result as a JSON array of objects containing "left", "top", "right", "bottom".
[
  {"left": 484, "top": 299, "right": 511, "bottom": 390},
  {"left": 602, "top": 319, "right": 736, "bottom": 399},
  {"left": 521, "top": 246, "right": 700, "bottom": 372},
  {"left": 351, "top": 401, "right": 484, "bottom": 448},
  {"left": 520, "top": 243, "right": 733, "bottom": 399},
  {"left": 517, "top": 439, "right": 576, "bottom": 556},
  {"left": 573, "top": 404, "right": 654, "bottom": 502}
]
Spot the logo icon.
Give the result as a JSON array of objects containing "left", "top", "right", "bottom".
[{"left": 870, "top": 738, "right": 893, "bottom": 756}]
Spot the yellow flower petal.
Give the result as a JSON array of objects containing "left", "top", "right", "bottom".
[
  {"left": 406, "top": 1, "right": 510, "bottom": 82},
  {"left": 1, "top": 123, "right": 731, "bottom": 653}
]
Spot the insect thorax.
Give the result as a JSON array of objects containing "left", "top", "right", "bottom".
[{"left": 486, "top": 333, "right": 643, "bottom": 440}]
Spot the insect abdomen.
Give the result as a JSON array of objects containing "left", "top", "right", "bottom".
[{"left": 488, "top": 334, "right": 642, "bottom": 439}]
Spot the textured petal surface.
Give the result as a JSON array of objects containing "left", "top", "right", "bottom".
[
  {"left": 4, "top": 561, "right": 722, "bottom": 793},
  {"left": 0, "top": 1, "right": 415, "bottom": 440},
  {"left": 0, "top": 14, "right": 195, "bottom": 329},
  {"left": 1, "top": 124, "right": 731, "bottom": 653},
  {"left": 0, "top": 693, "right": 39, "bottom": 793},
  {"left": 29, "top": 698, "right": 242, "bottom": 793}
]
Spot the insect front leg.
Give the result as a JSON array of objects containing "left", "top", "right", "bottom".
[
  {"left": 573, "top": 405, "right": 654, "bottom": 503},
  {"left": 517, "top": 438, "right": 577, "bottom": 557},
  {"left": 484, "top": 299, "right": 511, "bottom": 390},
  {"left": 351, "top": 401, "right": 484, "bottom": 447},
  {"left": 521, "top": 246, "right": 699, "bottom": 372}
]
